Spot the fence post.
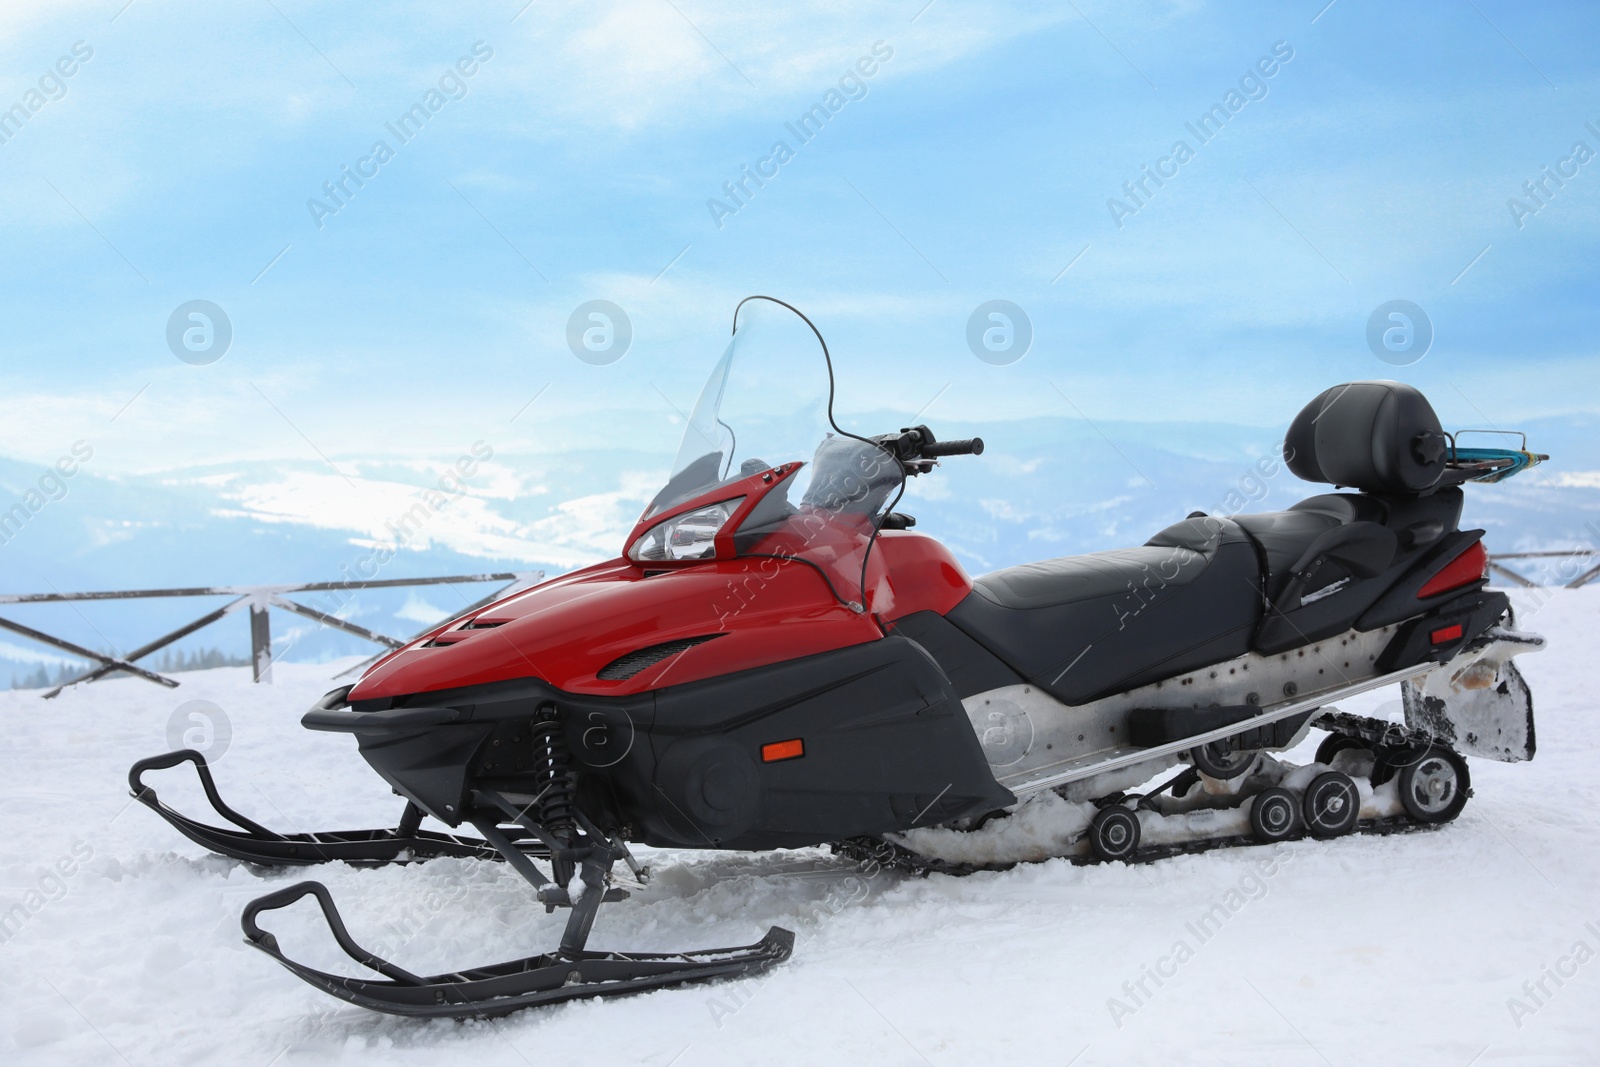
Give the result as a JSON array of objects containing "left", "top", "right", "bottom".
[{"left": 249, "top": 600, "right": 273, "bottom": 684}]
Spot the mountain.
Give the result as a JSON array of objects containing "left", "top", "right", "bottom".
[{"left": 1, "top": 412, "right": 1594, "bottom": 689}]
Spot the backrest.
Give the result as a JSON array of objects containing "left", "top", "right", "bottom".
[{"left": 1285, "top": 381, "right": 1448, "bottom": 495}]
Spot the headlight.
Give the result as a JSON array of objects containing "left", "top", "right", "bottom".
[{"left": 628, "top": 498, "right": 743, "bottom": 562}]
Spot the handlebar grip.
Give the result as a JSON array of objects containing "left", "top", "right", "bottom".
[{"left": 922, "top": 437, "right": 984, "bottom": 458}]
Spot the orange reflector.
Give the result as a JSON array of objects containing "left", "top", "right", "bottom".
[
  {"left": 761, "top": 738, "right": 804, "bottom": 763},
  {"left": 1430, "top": 624, "right": 1464, "bottom": 645}
]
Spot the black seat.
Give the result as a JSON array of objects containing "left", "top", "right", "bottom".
[
  {"left": 967, "top": 530, "right": 1213, "bottom": 611},
  {"left": 946, "top": 517, "right": 1263, "bottom": 705},
  {"left": 1236, "top": 380, "right": 1462, "bottom": 653},
  {"left": 1231, "top": 493, "right": 1386, "bottom": 600}
]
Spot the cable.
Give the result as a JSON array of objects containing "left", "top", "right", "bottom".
[
  {"left": 731, "top": 296, "right": 876, "bottom": 449},
  {"left": 857, "top": 475, "right": 908, "bottom": 614},
  {"left": 742, "top": 552, "right": 856, "bottom": 613},
  {"left": 729, "top": 295, "right": 909, "bottom": 616}
]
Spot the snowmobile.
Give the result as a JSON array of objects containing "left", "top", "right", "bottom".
[{"left": 130, "top": 296, "right": 1548, "bottom": 1017}]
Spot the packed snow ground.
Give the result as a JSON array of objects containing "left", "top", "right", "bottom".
[{"left": 2, "top": 587, "right": 1596, "bottom": 1066}]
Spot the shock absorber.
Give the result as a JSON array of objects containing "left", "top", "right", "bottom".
[{"left": 531, "top": 703, "right": 576, "bottom": 845}]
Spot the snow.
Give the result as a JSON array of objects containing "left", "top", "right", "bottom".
[{"left": 2, "top": 586, "right": 1597, "bottom": 1065}]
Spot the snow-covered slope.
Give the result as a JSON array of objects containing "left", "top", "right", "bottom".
[{"left": 1, "top": 585, "right": 1596, "bottom": 1064}]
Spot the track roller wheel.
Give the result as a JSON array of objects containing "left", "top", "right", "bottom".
[
  {"left": 1249, "top": 787, "right": 1299, "bottom": 843},
  {"left": 1314, "top": 733, "right": 1371, "bottom": 767},
  {"left": 1190, "top": 741, "right": 1257, "bottom": 780},
  {"left": 1088, "top": 806, "right": 1141, "bottom": 862},
  {"left": 1397, "top": 746, "right": 1470, "bottom": 824},
  {"left": 1302, "top": 771, "right": 1360, "bottom": 839}
]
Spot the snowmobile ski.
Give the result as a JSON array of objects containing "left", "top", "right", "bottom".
[
  {"left": 129, "top": 749, "right": 545, "bottom": 866},
  {"left": 241, "top": 880, "right": 794, "bottom": 1018}
]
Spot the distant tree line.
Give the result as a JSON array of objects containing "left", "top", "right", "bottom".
[{"left": 7, "top": 646, "right": 250, "bottom": 690}]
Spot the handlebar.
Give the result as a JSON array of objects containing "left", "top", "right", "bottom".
[
  {"left": 921, "top": 437, "right": 984, "bottom": 458},
  {"left": 873, "top": 425, "right": 986, "bottom": 475}
]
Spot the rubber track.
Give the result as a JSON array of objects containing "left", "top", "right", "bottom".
[{"left": 832, "top": 811, "right": 1445, "bottom": 877}]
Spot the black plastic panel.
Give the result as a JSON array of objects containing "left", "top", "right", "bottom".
[
  {"left": 1357, "top": 527, "right": 1487, "bottom": 632},
  {"left": 647, "top": 636, "right": 1013, "bottom": 849},
  {"left": 889, "top": 610, "right": 1024, "bottom": 698},
  {"left": 317, "top": 639, "right": 1012, "bottom": 852},
  {"left": 1376, "top": 590, "right": 1509, "bottom": 672}
]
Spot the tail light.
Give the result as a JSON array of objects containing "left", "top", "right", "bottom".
[{"left": 1419, "top": 541, "right": 1488, "bottom": 598}]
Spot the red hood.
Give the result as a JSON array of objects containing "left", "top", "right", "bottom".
[
  {"left": 348, "top": 556, "right": 879, "bottom": 701},
  {"left": 347, "top": 531, "right": 971, "bottom": 703}
]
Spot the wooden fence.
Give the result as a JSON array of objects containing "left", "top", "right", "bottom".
[{"left": 0, "top": 571, "right": 543, "bottom": 698}]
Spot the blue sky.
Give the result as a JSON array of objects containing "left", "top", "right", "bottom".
[{"left": 1, "top": 0, "right": 1597, "bottom": 477}]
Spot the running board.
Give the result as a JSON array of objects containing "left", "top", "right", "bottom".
[
  {"left": 242, "top": 880, "right": 795, "bottom": 1018},
  {"left": 1004, "top": 662, "right": 1440, "bottom": 798},
  {"left": 129, "top": 749, "right": 545, "bottom": 866}
]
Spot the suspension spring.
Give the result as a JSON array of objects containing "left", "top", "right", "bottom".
[{"left": 531, "top": 703, "right": 576, "bottom": 843}]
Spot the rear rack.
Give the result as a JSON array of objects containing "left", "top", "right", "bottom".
[{"left": 1442, "top": 429, "right": 1546, "bottom": 485}]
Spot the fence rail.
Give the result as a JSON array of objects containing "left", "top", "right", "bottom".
[
  {"left": 1485, "top": 550, "right": 1600, "bottom": 590},
  {"left": 0, "top": 571, "right": 544, "bottom": 699}
]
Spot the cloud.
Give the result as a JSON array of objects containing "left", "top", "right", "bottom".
[{"left": 482, "top": 0, "right": 1080, "bottom": 135}]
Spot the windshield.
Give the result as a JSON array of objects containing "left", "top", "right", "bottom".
[{"left": 640, "top": 298, "right": 904, "bottom": 609}]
